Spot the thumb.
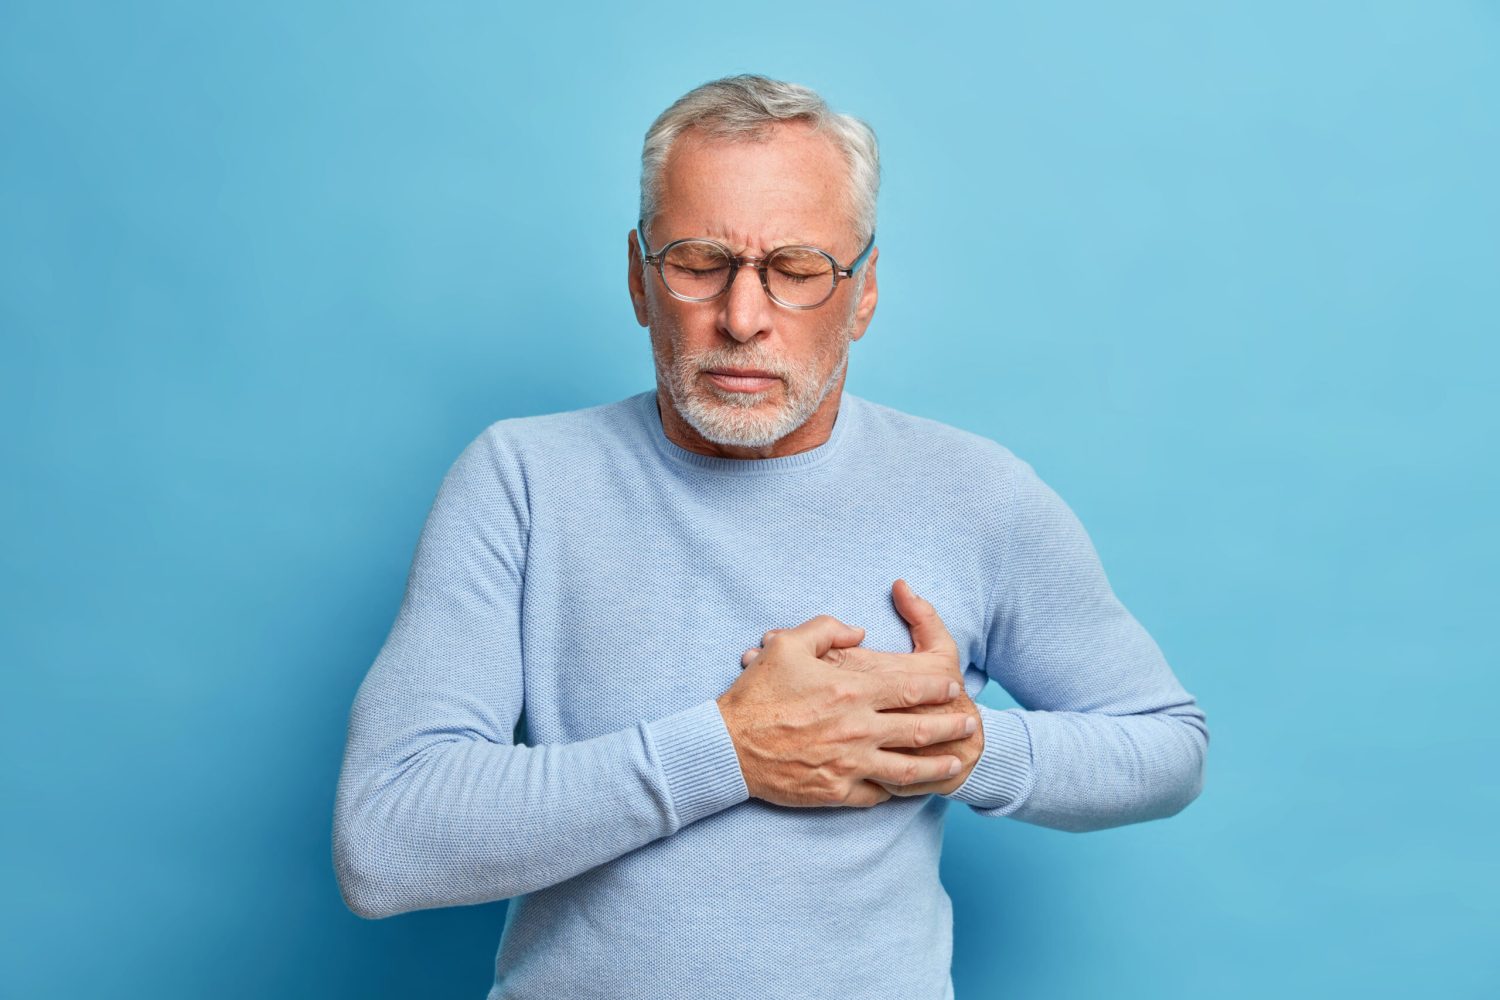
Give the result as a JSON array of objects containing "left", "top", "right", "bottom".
[{"left": 892, "top": 579, "right": 956, "bottom": 654}]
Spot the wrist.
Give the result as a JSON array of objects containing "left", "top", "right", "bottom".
[{"left": 714, "top": 692, "right": 761, "bottom": 799}]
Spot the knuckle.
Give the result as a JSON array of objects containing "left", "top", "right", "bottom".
[
  {"left": 911, "top": 717, "right": 931, "bottom": 745},
  {"left": 899, "top": 757, "right": 920, "bottom": 785},
  {"left": 829, "top": 681, "right": 861, "bottom": 708},
  {"left": 818, "top": 776, "right": 849, "bottom": 806},
  {"left": 821, "top": 721, "right": 859, "bottom": 749},
  {"left": 835, "top": 719, "right": 868, "bottom": 744},
  {"left": 840, "top": 649, "right": 871, "bottom": 672}
]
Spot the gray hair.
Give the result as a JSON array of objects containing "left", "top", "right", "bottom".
[{"left": 638, "top": 74, "right": 880, "bottom": 248}]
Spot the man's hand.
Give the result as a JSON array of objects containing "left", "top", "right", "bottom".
[
  {"left": 717, "top": 613, "right": 975, "bottom": 809},
  {"left": 744, "top": 581, "right": 985, "bottom": 798}
]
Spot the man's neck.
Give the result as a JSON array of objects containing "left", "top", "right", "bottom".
[{"left": 654, "top": 382, "right": 844, "bottom": 461}]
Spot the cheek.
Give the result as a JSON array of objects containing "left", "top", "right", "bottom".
[
  {"left": 648, "top": 315, "right": 700, "bottom": 372},
  {"left": 805, "top": 317, "right": 853, "bottom": 363},
  {"left": 652, "top": 303, "right": 715, "bottom": 354},
  {"left": 648, "top": 326, "right": 679, "bottom": 371}
]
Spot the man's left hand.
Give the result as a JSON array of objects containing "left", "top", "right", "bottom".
[{"left": 742, "top": 579, "right": 984, "bottom": 797}]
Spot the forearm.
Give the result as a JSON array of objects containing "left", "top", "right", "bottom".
[
  {"left": 333, "top": 697, "right": 747, "bottom": 919},
  {"left": 957, "top": 453, "right": 1211, "bottom": 831},
  {"left": 328, "top": 428, "right": 750, "bottom": 919},
  {"left": 947, "top": 700, "right": 1207, "bottom": 832}
]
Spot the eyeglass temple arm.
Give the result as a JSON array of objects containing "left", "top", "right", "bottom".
[
  {"left": 840, "top": 231, "right": 876, "bottom": 277},
  {"left": 636, "top": 219, "right": 655, "bottom": 260}
]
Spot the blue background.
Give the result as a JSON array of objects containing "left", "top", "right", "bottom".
[{"left": 4, "top": 2, "right": 1496, "bottom": 997}]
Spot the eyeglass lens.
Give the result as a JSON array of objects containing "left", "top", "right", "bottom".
[{"left": 660, "top": 241, "right": 837, "bottom": 307}]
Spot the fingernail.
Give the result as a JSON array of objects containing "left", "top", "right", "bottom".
[
  {"left": 964, "top": 716, "right": 977, "bottom": 735},
  {"left": 947, "top": 758, "right": 962, "bottom": 776},
  {"left": 948, "top": 681, "right": 960, "bottom": 699}
]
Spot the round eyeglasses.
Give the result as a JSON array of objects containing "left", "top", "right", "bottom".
[{"left": 637, "top": 220, "right": 875, "bottom": 310}]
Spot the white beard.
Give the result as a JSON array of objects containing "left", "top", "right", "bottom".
[{"left": 654, "top": 334, "right": 852, "bottom": 449}]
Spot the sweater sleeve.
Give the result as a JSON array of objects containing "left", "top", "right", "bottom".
[
  {"left": 331, "top": 428, "right": 749, "bottom": 919},
  {"left": 942, "top": 456, "right": 1209, "bottom": 832}
]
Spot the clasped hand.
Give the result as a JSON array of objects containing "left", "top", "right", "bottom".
[{"left": 715, "top": 579, "right": 985, "bottom": 808}]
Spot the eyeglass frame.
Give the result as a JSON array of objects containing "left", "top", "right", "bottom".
[{"left": 635, "top": 218, "right": 876, "bottom": 310}]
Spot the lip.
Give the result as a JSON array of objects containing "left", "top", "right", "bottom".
[
  {"left": 704, "top": 369, "right": 780, "bottom": 393},
  {"left": 706, "top": 368, "right": 778, "bottom": 378}
]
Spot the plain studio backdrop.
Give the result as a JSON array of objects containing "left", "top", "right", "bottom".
[{"left": 3, "top": 3, "right": 1495, "bottom": 998}]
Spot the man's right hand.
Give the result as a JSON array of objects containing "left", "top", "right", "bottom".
[{"left": 715, "top": 615, "right": 971, "bottom": 808}]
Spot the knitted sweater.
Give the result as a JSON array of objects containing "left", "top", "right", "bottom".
[{"left": 331, "top": 389, "right": 1209, "bottom": 1000}]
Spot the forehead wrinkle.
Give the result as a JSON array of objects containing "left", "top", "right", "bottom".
[
  {"left": 695, "top": 226, "right": 825, "bottom": 255},
  {"left": 647, "top": 210, "right": 822, "bottom": 254}
]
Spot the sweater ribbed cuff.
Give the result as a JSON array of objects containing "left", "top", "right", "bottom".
[
  {"left": 642, "top": 699, "right": 751, "bottom": 830},
  {"left": 945, "top": 704, "right": 1033, "bottom": 811}
]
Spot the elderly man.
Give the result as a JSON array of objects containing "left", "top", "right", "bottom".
[{"left": 333, "top": 74, "right": 1208, "bottom": 999}]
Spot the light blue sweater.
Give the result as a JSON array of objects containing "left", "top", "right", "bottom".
[{"left": 332, "top": 389, "right": 1209, "bottom": 999}]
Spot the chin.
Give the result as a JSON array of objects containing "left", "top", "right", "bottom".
[
  {"left": 681, "top": 391, "right": 800, "bottom": 448},
  {"left": 698, "top": 379, "right": 780, "bottom": 409}
]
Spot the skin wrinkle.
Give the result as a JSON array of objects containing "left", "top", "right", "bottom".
[{"left": 628, "top": 121, "right": 879, "bottom": 459}]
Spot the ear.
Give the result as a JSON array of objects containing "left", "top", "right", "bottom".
[
  {"left": 628, "top": 229, "right": 650, "bottom": 328},
  {"left": 848, "top": 246, "right": 878, "bottom": 343}
]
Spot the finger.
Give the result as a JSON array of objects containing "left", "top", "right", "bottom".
[
  {"left": 869, "top": 749, "right": 963, "bottom": 786},
  {"left": 820, "top": 646, "right": 878, "bottom": 673},
  {"left": 824, "top": 646, "right": 917, "bottom": 675},
  {"left": 764, "top": 621, "right": 865, "bottom": 652},
  {"left": 741, "top": 648, "right": 760, "bottom": 669},
  {"left": 868, "top": 670, "right": 961, "bottom": 711},
  {"left": 770, "top": 614, "right": 866, "bottom": 659},
  {"left": 827, "top": 624, "right": 866, "bottom": 650},
  {"left": 822, "top": 641, "right": 957, "bottom": 680},
  {"left": 891, "top": 579, "right": 958, "bottom": 655},
  {"left": 878, "top": 778, "right": 946, "bottom": 798},
  {"left": 843, "top": 780, "right": 893, "bottom": 808},
  {"left": 874, "top": 779, "right": 914, "bottom": 798},
  {"left": 877, "top": 711, "right": 976, "bottom": 749}
]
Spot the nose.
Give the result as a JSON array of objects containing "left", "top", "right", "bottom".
[{"left": 717, "top": 262, "right": 774, "bottom": 344}]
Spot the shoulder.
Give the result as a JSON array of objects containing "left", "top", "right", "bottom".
[
  {"left": 434, "top": 394, "right": 645, "bottom": 516},
  {"left": 842, "top": 394, "right": 1076, "bottom": 537},
  {"left": 841, "top": 394, "right": 1047, "bottom": 547},
  {"left": 476, "top": 394, "right": 643, "bottom": 455},
  {"left": 845, "top": 393, "right": 1025, "bottom": 479},
  {"left": 450, "top": 393, "right": 648, "bottom": 479}
]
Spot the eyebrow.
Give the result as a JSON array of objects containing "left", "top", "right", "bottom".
[{"left": 642, "top": 219, "right": 841, "bottom": 256}]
